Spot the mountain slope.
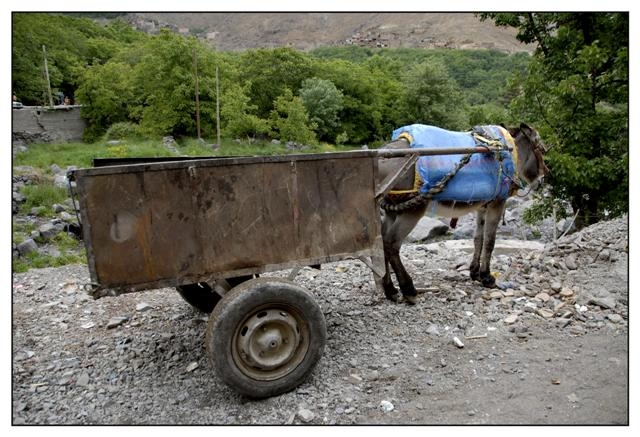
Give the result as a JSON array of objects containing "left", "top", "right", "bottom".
[{"left": 126, "top": 12, "right": 533, "bottom": 53}]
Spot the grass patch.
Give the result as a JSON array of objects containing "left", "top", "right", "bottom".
[
  {"left": 19, "top": 183, "right": 68, "bottom": 217},
  {"left": 178, "top": 138, "right": 354, "bottom": 157},
  {"left": 13, "top": 140, "right": 179, "bottom": 171},
  {"left": 105, "top": 140, "right": 177, "bottom": 158},
  {"left": 12, "top": 232, "right": 85, "bottom": 273},
  {"left": 14, "top": 138, "right": 358, "bottom": 174},
  {"left": 12, "top": 136, "right": 357, "bottom": 272},
  {"left": 13, "top": 142, "right": 106, "bottom": 170},
  {"left": 12, "top": 219, "right": 37, "bottom": 245}
]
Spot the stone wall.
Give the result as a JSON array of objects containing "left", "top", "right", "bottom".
[{"left": 12, "top": 105, "right": 86, "bottom": 144}]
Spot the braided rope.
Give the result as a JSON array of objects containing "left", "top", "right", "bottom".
[{"left": 381, "top": 152, "right": 474, "bottom": 212}]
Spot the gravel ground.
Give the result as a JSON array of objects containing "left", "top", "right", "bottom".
[{"left": 12, "top": 216, "right": 629, "bottom": 425}]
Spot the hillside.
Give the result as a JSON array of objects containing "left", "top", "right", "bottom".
[{"left": 124, "top": 12, "right": 533, "bottom": 53}]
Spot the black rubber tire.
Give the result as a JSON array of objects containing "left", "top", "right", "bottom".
[
  {"left": 205, "top": 278, "right": 326, "bottom": 398},
  {"left": 176, "top": 276, "right": 254, "bottom": 313}
]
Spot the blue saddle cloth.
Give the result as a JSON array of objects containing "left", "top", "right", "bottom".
[{"left": 391, "top": 124, "right": 515, "bottom": 202}]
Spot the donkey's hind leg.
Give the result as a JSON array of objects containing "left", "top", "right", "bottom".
[
  {"left": 381, "top": 211, "right": 400, "bottom": 302},
  {"left": 469, "top": 206, "right": 486, "bottom": 283},
  {"left": 381, "top": 205, "right": 427, "bottom": 304}
]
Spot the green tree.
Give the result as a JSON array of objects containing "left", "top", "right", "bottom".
[
  {"left": 75, "top": 61, "right": 135, "bottom": 141},
  {"left": 126, "top": 31, "right": 230, "bottom": 139},
  {"left": 482, "top": 12, "right": 628, "bottom": 227},
  {"left": 239, "top": 48, "right": 314, "bottom": 118},
  {"left": 399, "top": 60, "right": 468, "bottom": 130},
  {"left": 467, "top": 103, "right": 510, "bottom": 126},
  {"left": 312, "top": 57, "right": 403, "bottom": 144},
  {"left": 128, "top": 32, "right": 199, "bottom": 137},
  {"left": 220, "top": 82, "right": 270, "bottom": 139},
  {"left": 311, "top": 46, "right": 531, "bottom": 109},
  {"left": 12, "top": 13, "right": 144, "bottom": 105},
  {"left": 298, "top": 77, "right": 344, "bottom": 142},
  {"left": 270, "top": 89, "right": 317, "bottom": 144}
]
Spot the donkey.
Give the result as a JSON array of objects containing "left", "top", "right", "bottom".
[{"left": 377, "top": 123, "right": 549, "bottom": 304}]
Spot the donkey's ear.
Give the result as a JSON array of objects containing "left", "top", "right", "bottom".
[
  {"left": 519, "top": 122, "right": 533, "bottom": 135},
  {"left": 519, "top": 122, "right": 536, "bottom": 141},
  {"left": 505, "top": 124, "right": 519, "bottom": 138}
]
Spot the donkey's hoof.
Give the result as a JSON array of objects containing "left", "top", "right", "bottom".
[
  {"left": 481, "top": 276, "right": 497, "bottom": 288},
  {"left": 384, "top": 291, "right": 399, "bottom": 302},
  {"left": 470, "top": 270, "right": 480, "bottom": 282},
  {"left": 403, "top": 294, "right": 418, "bottom": 305}
]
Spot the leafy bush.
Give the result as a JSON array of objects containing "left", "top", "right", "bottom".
[
  {"left": 299, "top": 77, "right": 344, "bottom": 142},
  {"left": 269, "top": 89, "right": 317, "bottom": 145},
  {"left": 335, "top": 131, "right": 349, "bottom": 145},
  {"left": 105, "top": 144, "right": 130, "bottom": 157},
  {"left": 104, "top": 122, "right": 142, "bottom": 140},
  {"left": 220, "top": 83, "right": 271, "bottom": 140},
  {"left": 522, "top": 194, "right": 568, "bottom": 225}
]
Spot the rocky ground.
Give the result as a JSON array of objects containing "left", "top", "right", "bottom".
[{"left": 12, "top": 215, "right": 629, "bottom": 425}]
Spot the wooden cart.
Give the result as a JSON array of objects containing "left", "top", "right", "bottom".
[{"left": 69, "top": 146, "right": 494, "bottom": 398}]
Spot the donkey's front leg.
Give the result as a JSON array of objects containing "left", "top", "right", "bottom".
[
  {"left": 470, "top": 207, "right": 486, "bottom": 282},
  {"left": 477, "top": 200, "right": 506, "bottom": 288}
]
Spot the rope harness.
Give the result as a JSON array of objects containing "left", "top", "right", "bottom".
[{"left": 381, "top": 126, "right": 514, "bottom": 213}]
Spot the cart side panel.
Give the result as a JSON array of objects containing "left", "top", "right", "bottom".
[
  {"left": 296, "top": 158, "right": 378, "bottom": 257},
  {"left": 79, "top": 169, "right": 200, "bottom": 285},
  {"left": 76, "top": 155, "right": 380, "bottom": 290},
  {"left": 193, "top": 157, "right": 379, "bottom": 272},
  {"left": 194, "top": 161, "right": 297, "bottom": 272}
]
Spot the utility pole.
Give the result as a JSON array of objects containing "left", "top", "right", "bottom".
[
  {"left": 194, "top": 49, "right": 201, "bottom": 140},
  {"left": 216, "top": 66, "right": 221, "bottom": 146},
  {"left": 42, "top": 45, "right": 54, "bottom": 107}
]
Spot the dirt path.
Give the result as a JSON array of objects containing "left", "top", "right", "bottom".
[{"left": 12, "top": 217, "right": 629, "bottom": 425}]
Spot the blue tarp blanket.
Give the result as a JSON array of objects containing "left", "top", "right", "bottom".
[{"left": 390, "top": 124, "right": 516, "bottom": 202}]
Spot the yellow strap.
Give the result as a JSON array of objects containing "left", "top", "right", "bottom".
[
  {"left": 495, "top": 126, "right": 518, "bottom": 169},
  {"left": 396, "top": 132, "right": 414, "bottom": 144},
  {"left": 388, "top": 131, "right": 421, "bottom": 195},
  {"left": 388, "top": 167, "right": 423, "bottom": 195},
  {"left": 472, "top": 132, "right": 503, "bottom": 148},
  {"left": 494, "top": 126, "right": 522, "bottom": 197}
]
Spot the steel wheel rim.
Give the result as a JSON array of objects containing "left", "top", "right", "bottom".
[{"left": 232, "top": 304, "right": 309, "bottom": 381}]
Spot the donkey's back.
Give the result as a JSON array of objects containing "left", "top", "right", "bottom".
[{"left": 388, "top": 124, "right": 516, "bottom": 203}]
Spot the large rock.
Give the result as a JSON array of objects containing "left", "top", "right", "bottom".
[
  {"left": 53, "top": 174, "right": 68, "bottom": 188},
  {"left": 452, "top": 222, "right": 475, "bottom": 240},
  {"left": 17, "top": 239, "right": 38, "bottom": 256},
  {"left": 406, "top": 217, "right": 450, "bottom": 242},
  {"left": 423, "top": 239, "right": 545, "bottom": 255},
  {"left": 38, "top": 222, "right": 65, "bottom": 241}
]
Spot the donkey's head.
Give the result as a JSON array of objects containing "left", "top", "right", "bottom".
[{"left": 504, "top": 123, "right": 549, "bottom": 189}]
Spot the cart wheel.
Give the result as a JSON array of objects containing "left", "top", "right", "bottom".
[
  {"left": 177, "top": 276, "right": 255, "bottom": 313},
  {"left": 206, "top": 278, "right": 326, "bottom": 398}
]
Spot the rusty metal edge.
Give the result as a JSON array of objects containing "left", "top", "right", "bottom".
[
  {"left": 72, "top": 150, "right": 379, "bottom": 177},
  {"left": 87, "top": 247, "right": 381, "bottom": 299},
  {"left": 72, "top": 174, "right": 101, "bottom": 286},
  {"left": 74, "top": 147, "right": 498, "bottom": 178}
]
